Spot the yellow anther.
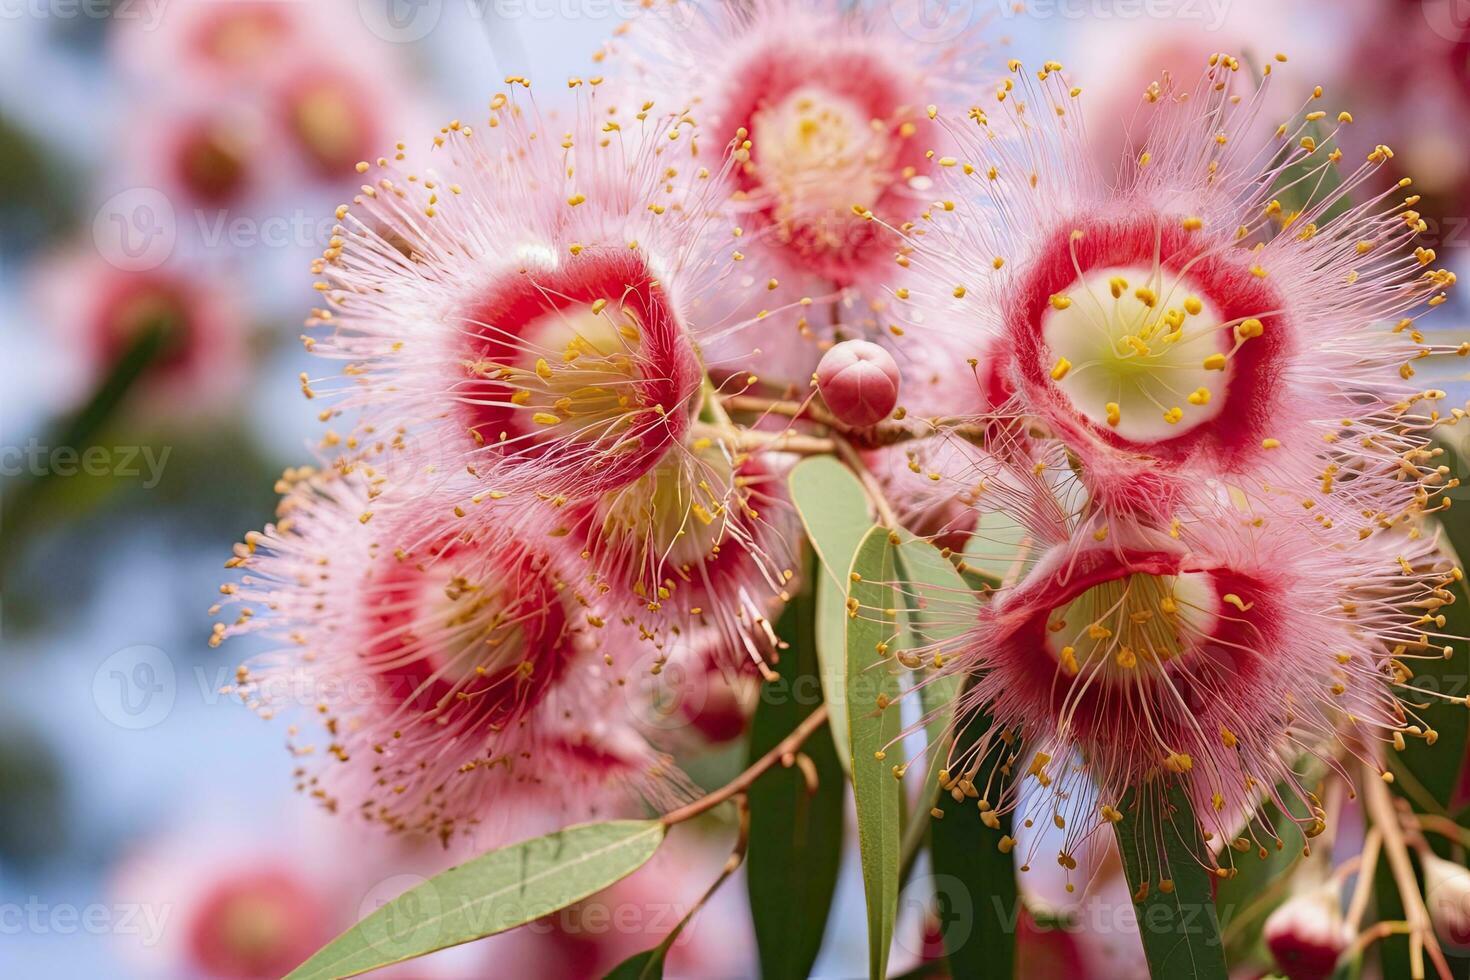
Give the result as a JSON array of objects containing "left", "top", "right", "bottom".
[
  {"left": 1163, "top": 752, "right": 1193, "bottom": 773},
  {"left": 1058, "top": 646, "right": 1079, "bottom": 676}
]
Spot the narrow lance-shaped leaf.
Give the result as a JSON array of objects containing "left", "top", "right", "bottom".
[
  {"left": 893, "top": 530, "right": 979, "bottom": 882},
  {"left": 1113, "top": 780, "right": 1228, "bottom": 980},
  {"left": 286, "top": 820, "right": 666, "bottom": 980},
  {"left": 848, "top": 527, "right": 904, "bottom": 979},
  {"left": 893, "top": 530, "right": 979, "bottom": 748},
  {"left": 789, "top": 455, "right": 875, "bottom": 771},
  {"left": 929, "top": 693, "right": 1021, "bottom": 980},
  {"left": 746, "top": 569, "right": 844, "bottom": 980}
]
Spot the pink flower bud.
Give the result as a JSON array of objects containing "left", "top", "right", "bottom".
[
  {"left": 816, "top": 340, "right": 900, "bottom": 427},
  {"left": 1424, "top": 852, "right": 1470, "bottom": 949},
  {"left": 1263, "top": 881, "right": 1349, "bottom": 980}
]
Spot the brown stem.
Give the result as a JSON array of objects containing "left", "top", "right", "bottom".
[
  {"left": 1409, "top": 813, "right": 1470, "bottom": 850},
  {"left": 1345, "top": 827, "right": 1382, "bottom": 932},
  {"left": 1361, "top": 760, "right": 1453, "bottom": 980},
  {"left": 723, "top": 393, "right": 838, "bottom": 427},
  {"left": 653, "top": 797, "right": 751, "bottom": 957},
  {"left": 720, "top": 393, "right": 988, "bottom": 449},
  {"left": 662, "top": 705, "right": 830, "bottom": 826},
  {"left": 689, "top": 422, "right": 835, "bottom": 456},
  {"left": 1339, "top": 920, "right": 1414, "bottom": 968},
  {"left": 835, "top": 438, "right": 900, "bottom": 528}
]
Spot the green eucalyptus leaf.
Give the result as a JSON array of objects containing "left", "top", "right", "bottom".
[
  {"left": 286, "top": 820, "right": 666, "bottom": 980},
  {"left": 848, "top": 526, "right": 904, "bottom": 979},
  {"left": 789, "top": 455, "right": 875, "bottom": 771},
  {"left": 1113, "top": 780, "right": 1228, "bottom": 980},
  {"left": 746, "top": 573, "right": 844, "bottom": 980},
  {"left": 929, "top": 697, "right": 1020, "bottom": 980}
]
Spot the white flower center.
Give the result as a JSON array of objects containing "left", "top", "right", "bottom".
[
  {"left": 1041, "top": 265, "right": 1235, "bottom": 442},
  {"left": 750, "top": 85, "right": 893, "bottom": 223},
  {"left": 398, "top": 565, "right": 538, "bottom": 687},
  {"left": 1044, "top": 570, "right": 1219, "bottom": 683},
  {"left": 595, "top": 448, "right": 739, "bottom": 604},
  {"left": 472, "top": 300, "right": 651, "bottom": 449}
]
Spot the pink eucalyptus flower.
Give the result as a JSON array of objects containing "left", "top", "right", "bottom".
[
  {"left": 111, "top": 0, "right": 305, "bottom": 83},
  {"left": 608, "top": 0, "right": 989, "bottom": 385},
  {"left": 566, "top": 439, "right": 802, "bottom": 671},
  {"left": 926, "top": 479, "right": 1459, "bottom": 891},
  {"left": 1333, "top": 0, "right": 1470, "bottom": 228},
  {"left": 898, "top": 56, "right": 1460, "bottom": 528},
  {"left": 304, "top": 87, "right": 756, "bottom": 503},
  {"left": 109, "top": 812, "right": 346, "bottom": 980},
  {"left": 214, "top": 469, "right": 691, "bottom": 842},
  {"left": 1263, "top": 877, "right": 1351, "bottom": 980},
  {"left": 32, "top": 247, "right": 248, "bottom": 418},
  {"left": 111, "top": 0, "right": 419, "bottom": 210}
]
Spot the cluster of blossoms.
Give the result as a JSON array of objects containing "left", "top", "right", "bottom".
[
  {"left": 212, "top": 2, "right": 1464, "bottom": 938},
  {"left": 884, "top": 54, "right": 1466, "bottom": 895},
  {"left": 210, "top": 0, "right": 994, "bottom": 846},
  {"left": 111, "top": 0, "right": 417, "bottom": 211}
]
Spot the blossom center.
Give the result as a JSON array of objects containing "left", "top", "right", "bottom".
[
  {"left": 459, "top": 253, "right": 696, "bottom": 493},
  {"left": 751, "top": 85, "right": 893, "bottom": 225},
  {"left": 502, "top": 302, "right": 652, "bottom": 452},
  {"left": 366, "top": 550, "right": 568, "bottom": 724},
  {"left": 1042, "top": 265, "right": 1234, "bottom": 442},
  {"left": 285, "top": 74, "right": 371, "bottom": 177},
  {"left": 594, "top": 449, "right": 737, "bottom": 606},
  {"left": 175, "top": 120, "right": 249, "bottom": 205},
  {"left": 1044, "top": 570, "right": 1219, "bottom": 683}
]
